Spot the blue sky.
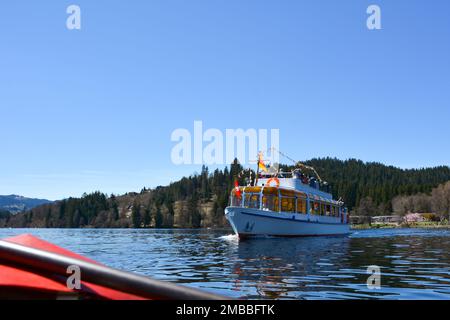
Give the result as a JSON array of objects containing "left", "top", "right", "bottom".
[{"left": 1, "top": 0, "right": 449, "bottom": 200}]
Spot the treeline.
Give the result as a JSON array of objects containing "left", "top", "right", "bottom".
[
  {"left": 0, "top": 160, "right": 245, "bottom": 228},
  {"left": 128, "top": 159, "right": 245, "bottom": 228},
  {"left": 301, "top": 158, "right": 450, "bottom": 214},
  {"left": 1, "top": 158, "right": 450, "bottom": 228},
  {"left": 0, "top": 210, "right": 11, "bottom": 220},
  {"left": 390, "top": 181, "right": 450, "bottom": 217}
]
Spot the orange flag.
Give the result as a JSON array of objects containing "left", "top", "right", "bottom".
[{"left": 258, "top": 152, "right": 268, "bottom": 172}]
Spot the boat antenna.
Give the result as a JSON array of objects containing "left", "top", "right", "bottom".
[
  {"left": 268, "top": 147, "right": 323, "bottom": 182},
  {"left": 255, "top": 153, "right": 260, "bottom": 186},
  {"left": 238, "top": 168, "right": 254, "bottom": 186}
]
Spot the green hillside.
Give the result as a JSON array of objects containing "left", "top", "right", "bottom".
[{"left": 2, "top": 158, "right": 449, "bottom": 228}]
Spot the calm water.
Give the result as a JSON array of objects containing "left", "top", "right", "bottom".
[{"left": 1, "top": 228, "right": 450, "bottom": 300}]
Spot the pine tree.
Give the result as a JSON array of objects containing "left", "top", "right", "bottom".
[
  {"left": 154, "top": 206, "right": 163, "bottom": 228},
  {"left": 143, "top": 206, "right": 151, "bottom": 227},
  {"left": 131, "top": 201, "right": 142, "bottom": 228},
  {"left": 45, "top": 208, "right": 52, "bottom": 228}
]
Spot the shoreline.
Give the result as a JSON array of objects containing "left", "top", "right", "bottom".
[
  {"left": 2, "top": 225, "right": 449, "bottom": 232},
  {"left": 351, "top": 222, "right": 450, "bottom": 230}
]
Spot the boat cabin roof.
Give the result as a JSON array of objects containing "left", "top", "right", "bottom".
[
  {"left": 255, "top": 171, "right": 335, "bottom": 201},
  {"left": 238, "top": 185, "right": 340, "bottom": 205}
]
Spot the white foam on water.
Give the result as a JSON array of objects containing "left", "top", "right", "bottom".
[{"left": 219, "top": 234, "right": 239, "bottom": 242}]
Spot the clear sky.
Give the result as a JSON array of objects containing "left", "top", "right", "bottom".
[{"left": 1, "top": 0, "right": 449, "bottom": 200}]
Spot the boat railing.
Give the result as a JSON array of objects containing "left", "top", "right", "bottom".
[
  {"left": 258, "top": 171, "right": 332, "bottom": 193},
  {"left": 244, "top": 193, "right": 260, "bottom": 209},
  {"left": 229, "top": 193, "right": 242, "bottom": 207},
  {"left": 230, "top": 188, "right": 344, "bottom": 219}
]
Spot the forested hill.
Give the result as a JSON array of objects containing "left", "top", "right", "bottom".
[
  {"left": 301, "top": 158, "right": 450, "bottom": 212},
  {"left": 1, "top": 158, "right": 450, "bottom": 228}
]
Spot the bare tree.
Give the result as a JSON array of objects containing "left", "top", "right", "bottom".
[
  {"left": 392, "top": 196, "right": 410, "bottom": 215},
  {"left": 431, "top": 182, "right": 450, "bottom": 220},
  {"left": 356, "top": 197, "right": 377, "bottom": 217},
  {"left": 391, "top": 181, "right": 450, "bottom": 220}
]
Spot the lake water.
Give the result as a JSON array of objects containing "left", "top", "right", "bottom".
[{"left": 1, "top": 228, "right": 450, "bottom": 300}]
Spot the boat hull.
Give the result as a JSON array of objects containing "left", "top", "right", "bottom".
[{"left": 225, "top": 207, "right": 350, "bottom": 238}]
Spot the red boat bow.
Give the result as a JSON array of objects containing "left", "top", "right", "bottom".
[{"left": 0, "top": 234, "right": 146, "bottom": 300}]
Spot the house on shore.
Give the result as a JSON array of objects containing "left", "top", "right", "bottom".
[
  {"left": 371, "top": 215, "right": 403, "bottom": 224},
  {"left": 350, "top": 213, "right": 438, "bottom": 225}
]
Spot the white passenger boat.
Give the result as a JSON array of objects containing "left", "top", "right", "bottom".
[{"left": 225, "top": 153, "right": 350, "bottom": 239}]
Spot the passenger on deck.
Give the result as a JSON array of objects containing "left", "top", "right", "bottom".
[
  {"left": 301, "top": 174, "right": 308, "bottom": 184},
  {"left": 309, "top": 178, "right": 317, "bottom": 189}
]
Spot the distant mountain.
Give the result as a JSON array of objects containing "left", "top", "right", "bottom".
[{"left": 0, "top": 195, "right": 53, "bottom": 214}]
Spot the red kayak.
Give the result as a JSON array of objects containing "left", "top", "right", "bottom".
[{"left": 0, "top": 234, "right": 225, "bottom": 300}]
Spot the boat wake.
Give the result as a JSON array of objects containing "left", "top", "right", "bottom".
[{"left": 219, "top": 234, "right": 239, "bottom": 242}]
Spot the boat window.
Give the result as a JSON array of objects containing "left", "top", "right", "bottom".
[
  {"left": 313, "top": 202, "right": 320, "bottom": 215},
  {"left": 326, "top": 204, "right": 332, "bottom": 216},
  {"left": 296, "top": 198, "right": 307, "bottom": 214},
  {"left": 274, "top": 196, "right": 280, "bottom": 212},
  {"left": 262, "top": 194, "right": 277, "bottom": 212},
  {"left": 230, "top": 190, "right": 242, "bottom": 207},
  {"left": 244, "top": 193, "right": 260, "bottom": 209},
  {"left": 281, "top": 197, "right": 295, "bottom": 213}
]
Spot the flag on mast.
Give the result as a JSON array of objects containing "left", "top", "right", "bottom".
[
  {"left": 258, "top": 152, "right": 268, "bottom": 172},
  {"left": 234, "top": 180, "right": 242, "bottom": 199}
]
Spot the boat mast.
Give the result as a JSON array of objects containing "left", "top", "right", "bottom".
[
  {"left": 255, "top": 152, "right": 260, "bottom": 186},
  {"left": 269, "top": 147, "right": 323, "bottom": 182}
]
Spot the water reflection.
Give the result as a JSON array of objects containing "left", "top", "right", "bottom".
[
  {"left": 231, "top": 236, "right": 350, "bottom": 299},
  {"left": 1, "top": 228, "right": 450, "bottom": 299}
]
